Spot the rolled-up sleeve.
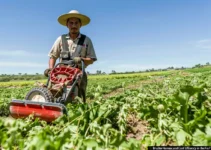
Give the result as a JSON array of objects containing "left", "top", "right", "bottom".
[
  {"left": 86, "top": 37, "right": 97, "bottom": 61},
  {"left": 48, "top": 36, "right": 61, "bottom": 59}
]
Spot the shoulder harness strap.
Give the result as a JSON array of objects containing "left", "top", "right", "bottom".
[
  {"left": 60, "top": 34, "right": 70, "bottom": 62},
  {"left": 73, "top": 34, "right": 87, "bottom": 57},
  {"left": 61, "top": 34, "right": 69, "bottom": 51},
  {"left": 78, "top": 34, "right": 86, "bottom": 46}
]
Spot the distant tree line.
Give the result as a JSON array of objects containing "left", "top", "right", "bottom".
[
  {"left": 90, "top": 62, "right": 211, "bottom": 75},
  {"left": 0, "top": 73, "right": 47, "bottom": 82},
  {"left": 0, "top": 62, "right": 210, "bottom": 82}
]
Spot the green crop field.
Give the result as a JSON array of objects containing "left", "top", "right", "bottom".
[{"left": 0, "top": 68, "right": 211, "bottom": 149}]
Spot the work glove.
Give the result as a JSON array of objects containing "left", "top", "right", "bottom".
[
  {"left": 73, "top": 57, "right": 81, "bottom": 64},
  {"left": 44, "top": 68, "right": 52, "bottom": 77}
]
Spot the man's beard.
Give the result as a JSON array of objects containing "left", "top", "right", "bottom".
[
  {"left": 71, "top": 28, "right": 79, "bottom": 34},
  {"left": 71, "top": 31, "right": 79, "bottom": 34}
]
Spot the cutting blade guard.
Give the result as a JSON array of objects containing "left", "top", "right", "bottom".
[{"left": 9, "top": 99, "right": 67, "bottom": 122}]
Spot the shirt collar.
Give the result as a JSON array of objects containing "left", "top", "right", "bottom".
[{"left": 65, "top": 33, "right": 81, "bottom": 39}]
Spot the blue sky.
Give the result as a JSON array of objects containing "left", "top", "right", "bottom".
[{"left": 0, "top": 0, "right": 211, "bottom": 74}]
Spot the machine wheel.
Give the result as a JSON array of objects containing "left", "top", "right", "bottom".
[{"left": 25, "top": 87, "right": 54, "bottom": 102}]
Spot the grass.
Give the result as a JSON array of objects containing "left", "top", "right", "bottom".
[
  {"left": 184, "top": 66, "right": 211, "bottom": 73},
  {"left": 1, "top": 66, "right": 211, "bottom": 87},
  {"left": 0, "top": 70, "right": 174, "bottom": 87}
]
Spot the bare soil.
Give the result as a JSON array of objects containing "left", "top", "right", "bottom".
[
  {"left": 101, "top": 72, "right": 189, "bottom": 148},
  {"left": 103, "top": 75, "right": 166, "bottom": 99},
  {"left": 126, "top": 114, "right": 150, "bottom": 140},
  {"left": 103, "top": 71, "right": 191, "bottom": 99}
]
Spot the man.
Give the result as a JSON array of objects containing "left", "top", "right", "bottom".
[{"left": 45, "top": 10, "right": 97, "bottom": 102}]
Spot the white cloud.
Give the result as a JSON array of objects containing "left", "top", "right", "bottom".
[
  {"left": 196, "top": 39, "right": 211, "bottom": 49},
  {"left": 92, "top": 60, "right": 109, "bottom": 66},
  {"left": 0, "top": 62, "right": 46, "bottom": 68},
  {"left": 0, "top": 50, "right": 46, "bottom": 57}
]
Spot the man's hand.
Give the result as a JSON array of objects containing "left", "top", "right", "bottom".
[
  {"left": 44, "top": 68, "right": 52, "bottom": 77},
  {"left": 73, "top": 57, "right": 81, "bottom": 64},
  {"left": 73, "top": 57, "right": 94, "bottom": 68}
]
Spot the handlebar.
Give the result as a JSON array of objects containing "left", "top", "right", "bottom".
[
  {"left": 55, "top": 59, "right": 85, "bottom": 74},
  {"left": 55, "top": 60, "right": 75, "bottom": 67}
]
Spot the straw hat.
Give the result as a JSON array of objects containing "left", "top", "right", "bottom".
[{"left": 58, "top": 10, "right": 90, "bottom": 26}]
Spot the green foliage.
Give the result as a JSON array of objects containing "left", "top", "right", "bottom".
[
  {"left": 0, "top": 74, "right": 47, "bottom": 82},
  {"left": 0, "top": 70, "right": 211, "bottom": 149}
]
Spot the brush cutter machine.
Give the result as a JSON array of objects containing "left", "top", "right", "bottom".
[{"left": 9, "top": 60, "right": 85, "bottom": 122}]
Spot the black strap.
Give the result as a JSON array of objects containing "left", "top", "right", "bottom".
[
  {"left": 73, "top": 34, "right": 86, "bottom": 57},
  {"left": 78, "top": 34, "right": 86, "bottom": 46}
]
